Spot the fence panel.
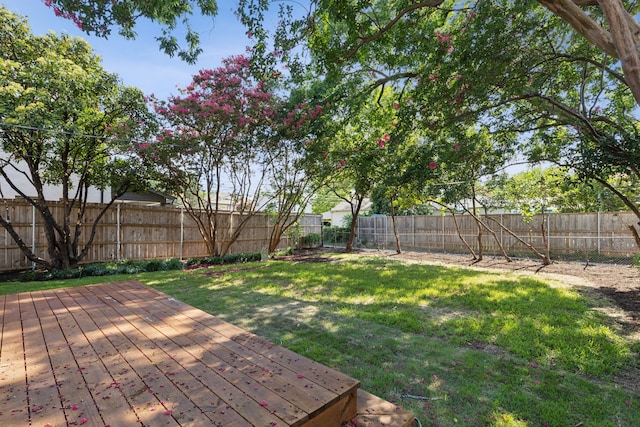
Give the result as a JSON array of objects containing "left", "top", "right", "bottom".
[
  {"left": 0, "top": 199, "right": 321, "bottom": 271},
  {"left": 348, "top": 211, "right": 638, "bottom": 264}
]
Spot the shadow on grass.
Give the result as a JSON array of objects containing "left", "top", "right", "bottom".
[{"left": 152, "top": 274, "right": 640, "bottom": 427}]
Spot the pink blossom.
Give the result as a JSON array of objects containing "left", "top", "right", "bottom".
[
  {"left": 377, "top": 139, "right": 385, "bottom": 148},
  {"left": 392, "top": 102, "right": 401, "bottom": 111},
  {"left": 453, "top": 143, "right": 460, "bottom": 151},
  {"left": 79, "top": 418, "right": 88, "bottom": 425},
  {"left": 428, "top": 73, "right": 439, "bottom": 82},
  {"left": 384, "top": 133, "right": 390, "bottom": 141},
  {"left": 435, "top": 31, "right": 452, "bottom": 43},
  {"left": 429, "top": 162, "right": 438, "bottom": 170},
  {"left": 339, "top": 159, "right": 346, "bottom": 166},
  {"left": 259, "top": 401, "right": 269, "bottom": 406}
]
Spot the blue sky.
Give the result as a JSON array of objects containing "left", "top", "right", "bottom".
[{"left": 1, "top": 1, "right": 255, "bottom": 99}]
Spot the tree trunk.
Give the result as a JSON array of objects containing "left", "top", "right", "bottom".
[
  {"left": 390, "top": 197, "right": 401, "bottom": 254},
  {"left": 540, "top": 212, "right": 552, "bottom": 265},
  {"left": 463, "top": 210, "right": 513, "bottom": 262},
  {"left": 450, "top": 210, "right": 477, "bottom": 260},
  {"left": 345, "top": 197, "right": 364, "bottom": 252},
  {"left": 484, "top": 216, "right": 549, "bottom": 264},
  {"left": 628, "top": 224, "right": 640, "bottom": 250},
  {"left": 472, "top": 197, "right": 483, "bottom": 260}
]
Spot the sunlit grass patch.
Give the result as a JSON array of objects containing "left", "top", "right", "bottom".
[{"left": 6, "top": 252, "right": 639, "bottom": 426}]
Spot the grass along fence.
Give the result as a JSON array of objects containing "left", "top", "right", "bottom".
[
  {"left": 334, "top": 211, "right": 639, "bottom": 264},
  {"left": 0, "top": 199, "right": 322, "bottom": 271}
]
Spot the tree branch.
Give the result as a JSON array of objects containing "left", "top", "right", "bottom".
[
  {"left": 344, "top": 1, "right": 445, "bottom": 61},
  {"left": 537, "top": 0, "right": 617, "bottom": 57}
]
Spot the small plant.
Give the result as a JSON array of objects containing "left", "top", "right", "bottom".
[{"left": 300, "top": 233, "right": 321, "bottom": 248}]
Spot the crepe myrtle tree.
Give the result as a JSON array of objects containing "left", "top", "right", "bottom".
[
  {"left": 0, "top": 7, "right": 156, "bottom": 270},
  {"left": 144, "top": 55, "right": 324, "bottom": 256},
  {"left": 262, "top": 94, "right": 332, "bottom": 254}
]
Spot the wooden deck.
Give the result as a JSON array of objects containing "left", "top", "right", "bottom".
[{"left": 0, "top": 280, "right": 365, "bottom": 426}]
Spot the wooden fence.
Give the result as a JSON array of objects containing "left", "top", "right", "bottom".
[
  {"left": 0, "top": 200, "right": 322, "bottom": 271},
  {"left": 349, "top": 211, "right": 639, "bottom": 263}
]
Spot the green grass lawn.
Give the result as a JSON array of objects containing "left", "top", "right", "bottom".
[{"left": 2, "top": 252, "right": 639, "bottom": 426}]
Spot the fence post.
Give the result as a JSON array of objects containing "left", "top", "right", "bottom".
[
  {"left": 180, "top": 207, "right": 184, "bottom": 260},
  {"left": 31, "top": 204, "right": 35, "bottom": 271},
  {"left": 597, "top": 210, "right": 601, "bottom": 255},
  {"left": 373, "top": 216, "right": 377, "bottom": 247},
  {"left": 116, "top": 203, "right": 121, "bottom": 262},
  {"left": 412, "top": 215, "right": 415, "bottom": 250},
  {"left": 385, "top": 216, "right": 388, "bottom": 248},
  {"left": 500, "top": 214, "right": 504, "bottom": 249},
  {"left": 442, "top": 214, "right": 445, "bottom": 253}
]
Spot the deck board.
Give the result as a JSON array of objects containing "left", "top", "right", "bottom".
[{"left": 0, "top": 280, "right": 361, "bottom": 426}]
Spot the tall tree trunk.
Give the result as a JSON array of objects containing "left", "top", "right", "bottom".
[
  {"left": 472, "top": 196, "right": 483, "bottom": 260},
  {"left": 390, "top": 196, "right": 401, "bottom": 254},
  {"left": 540, "top": 210, "right": 552, "bottom": 265},
  {"left": 345, "top": 197, "right": 364, "bottom": 252}
]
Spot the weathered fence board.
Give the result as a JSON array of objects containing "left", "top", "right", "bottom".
[
  {"left": 0, "top": 199, "right": 321, "bottom": 271},
  {"left": 353, "top": 212, "right": 639, "bottom": 262}
]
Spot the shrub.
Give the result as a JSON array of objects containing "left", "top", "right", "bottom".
[
  {"left": 300, "top": 233, "right": 321, "bottom": 247},
  {"left": 186, "top": 251, "right": 262, "bottom": 267},
  {"left": 18, "top": 257, "right": 185, "bottom": 282}
]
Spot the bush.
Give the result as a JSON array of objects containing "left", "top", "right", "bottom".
[
  {"left": 18, "top": 257, "right": 185, "bottom": 282},
  {"left": 300, "top": 233, "right": 321, "bottom": 248},
  {"left": 185, "top": 251, "right": 262, "bottom": 267}
]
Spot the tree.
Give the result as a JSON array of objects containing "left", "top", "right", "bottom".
[
  {"left": 240, "top": 1, "right": 640, "bottom": 103},
  {"left": 320, "top": 87, "right": 399, "bottom": 252},
  {"left": 144, "top": 55, "right": 300, "bottom": 256},
  {"left": 0, "top": 7, "right": 155, "bottom": 270},
  {"left": 42, "top": 0, "right": 218, "bottom": 63},
  {"left": 262, "top": 93, "right": 331, "bottom": 253}
]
